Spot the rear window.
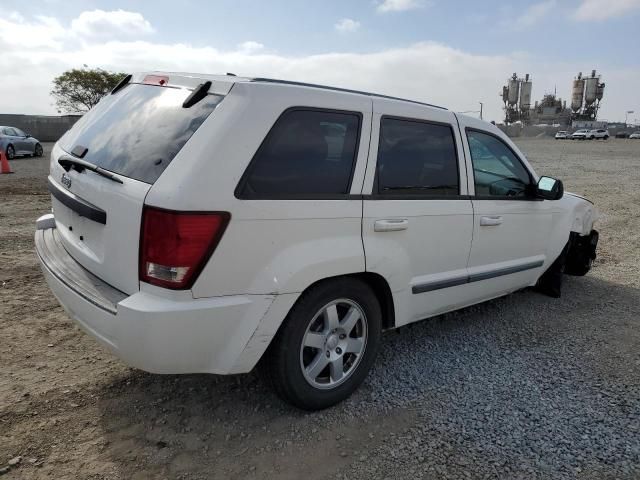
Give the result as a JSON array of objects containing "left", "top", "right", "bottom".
[
  {"left": 59, "top": 84, "right": 223, "bottom": 184},
  {"left": 236, "top": 108, "right": 361, "bottom": 198}
]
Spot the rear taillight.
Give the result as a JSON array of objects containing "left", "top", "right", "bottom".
[{"left": 139, "top": 207, "right": 230, "bottom": 290}]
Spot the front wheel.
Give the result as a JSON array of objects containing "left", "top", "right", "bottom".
[
  {"left": 266, "top": 278, "right": 382, "bottom": 410},
  {"left": 34, "top": 143, "right": 43, "bottom": 157},
  {"left": 603, "top": 135, "right": 609, "bottom": 140}
]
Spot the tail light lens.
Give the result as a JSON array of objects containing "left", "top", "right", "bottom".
[{"left": 139, "top": 207, "right": 230, "bottom": 289}]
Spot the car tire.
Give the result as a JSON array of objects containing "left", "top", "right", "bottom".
[
  {"left": 565, "top": 231, "right": 598, "bottom": 276},
  {"left": 34, "top": 143, "right": 43, "bottom": 157},
  {"left": 6, "top": 144, "right": 15, "bottom": 160},
  {"left": 265, "top": 278, "right": 382, "bottom": 410},
  {"left": 604, "top": 135, "right": 609, "bottom": 140}
]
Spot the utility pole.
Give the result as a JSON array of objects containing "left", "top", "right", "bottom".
[{"left": 479, "top": 102, "right": 483, "bottom": 120}]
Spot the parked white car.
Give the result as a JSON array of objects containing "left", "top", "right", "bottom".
[
  {"left": 571, "top": 129, "right": 590, "bottom": 140},
  {"left": 554, "top": 130, "right": 569, "bottom": 140},
  {"left": 35, "top": 72, "right": 600, "bottom": 410},
  {"left": 587, "top": 129, "right": 609, "bottom": 140},
  {"left": 629, "top": 131, "right": 640, "bottom": 139}
]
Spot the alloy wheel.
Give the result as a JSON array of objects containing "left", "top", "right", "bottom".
[{"left": 299, "top": 299, "right": 368, "bottom": 390}]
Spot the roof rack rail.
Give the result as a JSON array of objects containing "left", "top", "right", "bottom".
[{"left": 250, "top": 78, "right": 447, "bottom": 110}]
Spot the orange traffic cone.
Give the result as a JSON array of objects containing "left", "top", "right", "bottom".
[{"left": 0, "top": 150, "right": 13, "bottom": 174}]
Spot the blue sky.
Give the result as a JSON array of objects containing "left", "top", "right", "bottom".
[{"left": 1, "top": 0, "right": 639, "bottom": 121}]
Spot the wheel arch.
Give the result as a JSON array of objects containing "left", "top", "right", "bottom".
[
  {"left": 293, "top": 272, "right": 395, "bottom": 331},
  {"left": 230, "top": 271, "right": 396, "bottom": 374}
]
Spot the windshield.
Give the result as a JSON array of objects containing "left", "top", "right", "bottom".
[{"left": 59, "top": 83, "right": 223, "bottom": 184}]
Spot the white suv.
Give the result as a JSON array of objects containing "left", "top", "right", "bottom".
[
  {"left": 35, "top": 72, "right": 599, "bottom": 410},
  {"left": 587, "top": 129, "right": 610, "bottom": 140},
  {"left": 571, "top": 129, "right": 589, "bottom": 140}
]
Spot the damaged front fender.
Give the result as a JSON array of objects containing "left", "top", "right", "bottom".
[{"left": 566, "top": 192, "right": 598, "bottom": 235}]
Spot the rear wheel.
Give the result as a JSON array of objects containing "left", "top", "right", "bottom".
[
  {"left": 34, "top": 143, "right": 43, "bottom": 157},
  {"left": 6, "top": 144, "right": 15, "bottom": 160},
  {"left": 603, "top": 135, "right": 609, "bottom": 140},
  {"left": 266, "top": 278, "right": 382, "bottom": 410}
]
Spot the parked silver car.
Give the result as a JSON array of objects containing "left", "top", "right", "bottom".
[{"left": 0, "top": 126, "right": 43, "bottom": 159}]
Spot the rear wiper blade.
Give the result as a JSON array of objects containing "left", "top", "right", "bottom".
[{"left": 58, "top": 155, "right": 123, "bottom": 184}]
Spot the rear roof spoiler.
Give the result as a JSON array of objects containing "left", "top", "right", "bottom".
[{"left": 129, "top": 72, "right": 236, "bottom": 96}]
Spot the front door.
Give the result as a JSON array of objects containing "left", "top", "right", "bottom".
[
  {"left": 462, "top": 126, "right": 553, "bottom": 299},
  {"left": 362, "top": 100, "right": 474, "bottom": 326}
]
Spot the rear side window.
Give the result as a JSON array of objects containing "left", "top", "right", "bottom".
[
  {"left": 237, "top": 109, "right": 361, "bottom": 197},
  {"left": 59, "top": 84, "right": 223, "bottom": 184},
  {"left": 376, "top": 117, "right": 459, "bottom": 196}
]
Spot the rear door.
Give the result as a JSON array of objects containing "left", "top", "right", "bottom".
[
  {"left": 362, "top": 99, "right": 474, "bottom": 326},
  {"left": 49, "top": 79, "right": 224, "bottom": 294},
  {"left": 460, "top": 121, "right": 553, "bottom": 297}
]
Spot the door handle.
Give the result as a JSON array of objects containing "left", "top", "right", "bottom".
[
  {"left": 374, "top": 218, "right": 409, "bottom": 232},
  {"left": 480, "top": 215, "right": 503, "bottom": 226}
]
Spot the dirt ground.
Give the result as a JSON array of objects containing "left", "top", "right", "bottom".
[{"left": 1, "top": 137, "right": 639, "bottom": 479}]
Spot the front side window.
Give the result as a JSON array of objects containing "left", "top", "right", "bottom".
[
  {"left": 376, "top": 117, "right": 459, "bottom": 196},
  {"left": 13, "top": 128, "right": 26, "bottom": 136},
  {"left": 237, "top": 109, "right": 361, "bottom": 197},
  {"left": 467, "top": 130, "right": 532, "bottom": 198}
]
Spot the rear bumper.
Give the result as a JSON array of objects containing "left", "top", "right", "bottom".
[{"left": 35, "top": 221, "right": 279, "bottom": 374}]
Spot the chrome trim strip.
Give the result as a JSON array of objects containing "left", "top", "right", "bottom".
[
  {"left": 412, "top": 260, "right": 544, "bottom": 294},
  {"left": 468, "top": 261, "right": 544, "bottom": 283}
]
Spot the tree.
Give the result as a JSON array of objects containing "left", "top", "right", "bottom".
[{"left": 51, "top": 68, "right": 127, "bottom": 113}]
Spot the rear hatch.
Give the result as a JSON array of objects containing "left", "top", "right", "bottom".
[{"left": 49, "top": 75, "right": 226, "bottom": 294}]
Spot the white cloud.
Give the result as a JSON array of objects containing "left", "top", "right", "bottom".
[
  {"left": 0, "top": 11, "right": 637, "bottom": 124},
  {"left": 237, "top": 41, "right": 265, "bottom": 54},
  {"left": 511, "top": 0, "right": 556, "bottom": 29},
  {"left": 0, "top": 14, "right": 66, "bottom": 49},
  {"left": 376, "top": 0, "right": 426, "bottom": 13},
  {"left": 70, "top": 9, "right": 154, "bottom": 40},
  {"left": 334, "top": 18, "right": 361, "bottom": 33},
  {"left": 574, "top": 0, "right": 640, "bottom": 20}
]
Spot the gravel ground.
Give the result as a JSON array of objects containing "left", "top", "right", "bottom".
[{"left": 1, "top": 138, "right": 639, "bottom": 479}]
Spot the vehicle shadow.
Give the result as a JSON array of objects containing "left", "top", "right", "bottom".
[{"left": 95, "top": 273, "right": 640, "bottom": 479}]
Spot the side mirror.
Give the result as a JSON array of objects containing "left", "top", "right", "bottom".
[
  {"left": 25, "top": 133, "right": 31, "bottom": 138},
  {"left": 536, "top": 176, "right": 563, "bottom": 200}
]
